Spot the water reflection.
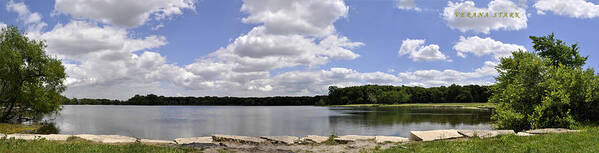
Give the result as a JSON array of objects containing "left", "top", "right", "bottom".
[{"left": 48, "top": 105, "right": 492, "bottom": 140}]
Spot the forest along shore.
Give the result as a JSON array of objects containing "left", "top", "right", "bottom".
[
  {"left": 330, "top": 102, "right": 496, "bottom": 111},
  {"left": 63, "top": 84, "right": 490, "bottom": 106}
]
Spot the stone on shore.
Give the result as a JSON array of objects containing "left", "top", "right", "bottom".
[
  {"left": 525, "top": 128, "right": 581, "bottom": 134},
  {"left": 75, "top": 134, "right": 137, "bottom": 143},
  {"left": 5, "top": 134, "right": 40, "bottom": 140},
  {"left": 212, "top": 134, "right": 265, "bottom": 144},
  {"left": 334, "top": 135, "right": 375, "bottom": 143},
  {"left": 39, "top": 134, "right": 73, "bottom": 141},
  {"left": 516, "top": 132, "right": 533, "bottom": 136},
  {"left": 300, "top": 135, "right": 329, "bottom": 143},
  {"left": 260, "top": 136, "right": 299, "bottom": 145},
  {"left": 374, "top": 136, "right": 409, "bottom": 143},
  {"left": 457, "top": 130, "right": 515, "bottom": 138},
  {"left": 174, "top": 137, "right": 213, "bottom": 144},
  {"left": 410, "top": 130, "right": 463, "bottom": 141},
  {"left": 140, "top": 139, "right": 175, "bottom": 144}
]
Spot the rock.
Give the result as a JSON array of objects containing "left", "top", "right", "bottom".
[
  {"left": 39, "top": 134, "right": 73, "bottom": 141},
  {"left": 212, "top": 134, "right": 265, "bottom": 144},
  {"left": 525, "top": 128, "right": 582, "bottom": 134},
  {"left": 182, "top": 143, "right": 223, "bottom": 148},
  {"left": 516, "top": 132, "right": 533, "bottom": 136},
  {"left": 75, "top": 134, "right": 137, "bottom": 143},
  {"left": 334, "top": 135, "right": 375, "bottom": 143},
  {"left": 174, "top": 137, "right": 213, "bottom": 144},
  {"left": 410, "top": 130, "right": 464, "bottom": 141},
  {"left": 374, "top": 136, "right": 409, "bottom": 143},
  {"left": 5, "top": 134, "right": 73, "bottom": 141},
  {"left": 5, "top": 134, "right": 40, "bottom": 140},
  {"left": 140, "top": 139, "right": 175, "bottom": 144},
  {"left": 299, "top": 135, "right": 329, "bottom": 143},
  {"left": 457, "top": 130, "right": 515, "bottom": 138},
  {"left": 260, "top": 136, "right": 299, "bottom": 145}
]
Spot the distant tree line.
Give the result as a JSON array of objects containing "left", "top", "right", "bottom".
[
  {"left": 64, "top": 84, "right": 490, "bottom": 105},
  {"left": 326, "top": 84, "right": 490, "bottom": 105},
  {"left": 65, "top": 95, "right": 328, "bottom": 105}
]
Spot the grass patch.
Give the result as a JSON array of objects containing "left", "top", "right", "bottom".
[
  {"left": 0, "top": 123, "right": 41, "bottom": 134},
  {"left": 0, "top": 138, "right": 199, "bottom": 153},
  {"left": 323, "top": 133, "right": 340, "bottom": 145},
  {"left": 378, "top": 127, "right": 598, "bottom": 153},
  {"left": 330, "top": 102, "right": 494, "bottom": 108}
]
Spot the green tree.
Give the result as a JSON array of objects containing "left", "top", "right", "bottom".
[
  {"left": 491, "top": 34, "right": 599, "bottom": 131},
  {"left": 0, "top": 26, "right": 66, "bottom": 122},
  {"left": 530, "top": 33, "right": 587, "bottom": 68},
  {"left": 377, "top": 90, "right": 410, "bottom": 104}
]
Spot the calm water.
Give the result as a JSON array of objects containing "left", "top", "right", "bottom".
[{"left": 46, "top": 105, "right": 492, "bottom": 140}]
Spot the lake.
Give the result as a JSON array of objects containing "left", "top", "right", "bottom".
[{"left": 46, "top": 105, "right": 492, "bottom": 140}]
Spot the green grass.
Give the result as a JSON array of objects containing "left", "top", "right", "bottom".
[
  {"left": 0, "top": 123, "right": 42, "bottom": 134},
  {"left": 0, "top": 138, "right": 199, "bottom": 153},
  {"left": 330, "top": 102, "right": 495, "bottom": 108},
  {"left": 378, "top": 127, "right": 598, "bottom": 153}
]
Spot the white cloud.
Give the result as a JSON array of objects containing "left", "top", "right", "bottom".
[
  {"left": 399, "top": 39, "right": 447, "bottom": 61},
  {"left": 38, "top": 0, "right": 501, "bottom": 99},
  {"left": 209, "top": 0, "right": 363, "bottom": 73},
  {"left": 212, "top": 27, "right": 362, "bottom": 72},
  {"left": 397, "top": 0, "right": 421, "bottom": 11},
  {"left": 442, "top": 0, "right": 527, "bottom": 34},
  {"left": 48, "top": 0, "right": 367, "bottom": 99},
  {"left": 240, "top": 0, "right": 348, "bottom": 36},
  {"left": 39, "top": 21, "right": 175, "bottom": 93},
  {"left": 6, "top": 0, "right": 47, "bottom": 35},
  {"left": 152, "top": 23, "right": 165, "bottom": 31},
  {"left": 398, "top": 61, "right": 497, "bottom": 87},
  {"left": 0, "top": 22, "right": 6, "bottom": 29},
  {"left": 454, "top": 36, "right": 525, "bottom": 59},
  {"left": 53, "top": 0, "right": 195, "bottom": 28},
  {"left": 40, "top": 21, "right": 165, "bottom": 60},
  {"left": 262, "top": 68, "right": 402, "bottom": 95},
  {"left": 534, "top": 0, "right": 599, "bottom": 19}
]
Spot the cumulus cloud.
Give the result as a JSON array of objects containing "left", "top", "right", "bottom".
[
  {"left": 35, "top": 0, "right": 501, "bottom": 99},
  {"left": 53, "top": 0, "right": 195, "bottom": 28},
  {"left": 240, "top": 0, "right": 348, "bottom": 36},
  {"left": 397, "top": 0, "right": 421, "bottom": 11},
  {"left": 0, "top": 22, "right": 6, "bottom": 29},
  {"left": 48, "top": 0, "right": 369, "bottom": 99},
  {"left": 399, "top": 39, "right": 447, "bottom": 61},
  {"left": 38, "top": 20, "right": 181, "bottom": 96},
  {"left": 212, "top": 27, "right": 362, "bottom": 72},
  {"left": 398, "top": 61, "right": 497, "bottom": 87},
  {"left": 6, "top": 0, "right": 47, "bottom": 35},
  {"left": 40, "top": 21, "right": 166, "bottom": 59},
  {"left": 534, "top": 0, "right": 599, "bottom": 18},
  {"left": 208, "top": 0, "right": 363, "bottom": 73},
  {"left": 454, "top": 36, "right": 526, "bottom": 59},
  {"left": 442, "top": 0, "right": 527, "bottom": 34}
]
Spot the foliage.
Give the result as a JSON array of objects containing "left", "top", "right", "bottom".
[
  {"left": 530, "top": 33, "right": 587, "bottom": 68},
  {"left": 0, "top": 26, "right": 66, "bottom": 123},
  {"left": 491, "top": 34, "right": 599, "bottom": 131},
  {"left": 379, "top": 127, "right": 599, "bottom": 153},
  {"left": 327, "top": 84, "right": 490, "bottom": 105},
  {"left": 0, "top": 123, "right": 41, "bottom": 134}
]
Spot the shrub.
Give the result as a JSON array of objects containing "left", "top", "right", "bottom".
[{"left": 491, "top": 34, "right": 599, "bottom": 131}]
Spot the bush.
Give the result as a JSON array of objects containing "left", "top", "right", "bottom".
[{"left": 491, "top": 34, "right": 599, "bottom": 131}]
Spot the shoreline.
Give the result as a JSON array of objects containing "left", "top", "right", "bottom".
[
  {"left": 328, "top": 102, "right": 495, "bottom": 110},
  {"left": 1, "top": 128, "right": 581, "bottom": 153}
]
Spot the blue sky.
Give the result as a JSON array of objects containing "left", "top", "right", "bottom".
[{"left": 1, "top": 0, "right": 599, "bottom": 99}]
